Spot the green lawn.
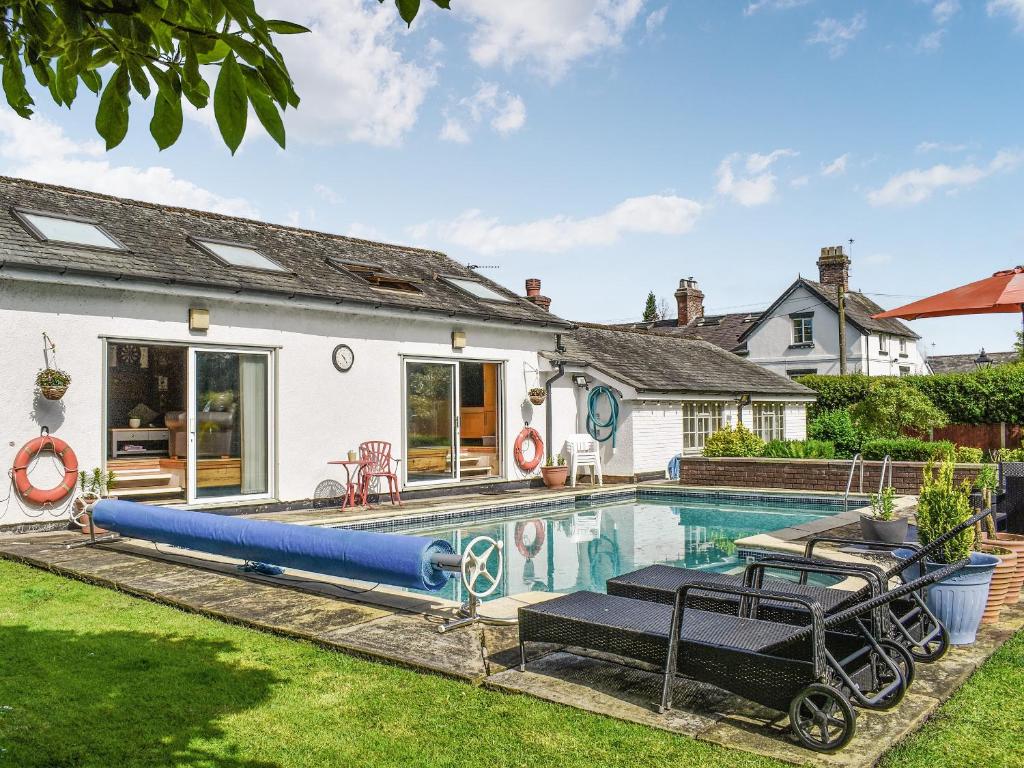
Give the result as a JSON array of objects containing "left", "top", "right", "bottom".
[{"left": 0, "top": 559, "right": 1020, "bottom": 768}]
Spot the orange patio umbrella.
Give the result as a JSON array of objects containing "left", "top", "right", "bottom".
[{"left": 873, "top": 266, "right": 1024, "bottom": 337}]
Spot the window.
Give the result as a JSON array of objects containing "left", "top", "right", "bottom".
[
  {"left": 899, "top": 365, "right": 911, "bottom": 377},
  {"left": 682, "top": 402, "right": 723, "bottom": 451},
  {"left": 327, "top": 257, "right": 421, "bottom": 293},
  {"left": 753, "top": 403, "right": 785, "bottom": 442},
  {"left": 791, "top": 316, "right": 813, "bottom": 345},
  {"left": 14, "top": 209, "right": 124, "bottom": 250},
  {"left": 899, "top": 338, "right": 908, "bottom": 355},
  {"left": 190, "top": 238, "right": 286, "bottom": 272},
  {"left": 441, "top": 276, "right": 512, "bottom": 302},
  {"left": 879, "top": 334, "right": 889, "bottom": 354},
  {"left": 786, "top": 368, "right": 817, "bottom": 379}
]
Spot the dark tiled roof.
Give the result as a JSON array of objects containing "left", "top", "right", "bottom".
[
  {"left": 0, "top": 176, "right": 570, "bottom": 329},
  {"left": 801, "top": 280, "right": 920, "bottom": 339},
  {"left": 612, "top": 313, "right": 759, "bottom": 353},
  {"left": 927, "top": 352, "right": 1020, "bottom": 374},
  {"left": 552, "top": 323, "right": 814, "bottom": 396}
]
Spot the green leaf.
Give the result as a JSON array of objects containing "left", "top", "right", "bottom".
[
  {"left": 395, "top": 0, "right": 421, "bottom": 26},
  {"left": 127, "top": 59, "right": 152, "bottom": 99},
  {"left": 214, "top": 53, "right": 247, "bottom": 153},
  {"left": 56, "top": 57, "right": 79, "bottom": 104},
  {"left": 265, "top": 20, "right": 310, "bottom": 34},
  {"left": 182, "top": 76, "right": 210, "bottom": 109},
  {"left": 431, "top": 0, "right": 451, "bottom": 8},
  {"left": 95, "top": 65, "right": 130, "bottom": 150},
  {"left": 222, "top": 34, "right": 265, "bottom": 67},
  {"left": 2, "top": 57, "right": 34, "bottom": 118},
  {"left": 150, "top": 88, "right": 183, "bottom": 150},
  {"left": 80, "top": 69, "right": 102, "bottom": 95},
  {"left": 52, "top": 0, "right": 87, "bottom": 37},
  {"left": 243, "top": 69, "right": 285, "bottom": 148}
]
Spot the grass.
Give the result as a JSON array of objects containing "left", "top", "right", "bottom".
[{"left": 0, "top": 559, "right": 1020, "bottom": 768}]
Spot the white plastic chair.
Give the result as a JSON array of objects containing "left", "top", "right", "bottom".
[{"left": 565, "top": 433, "right": 603, "bottom": 487}]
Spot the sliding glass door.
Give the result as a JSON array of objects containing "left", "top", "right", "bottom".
[
  {"left": 404, "top": 359, "right": 503, "bottom": 486},
  {"left": 188, "top": 349, "right": 272, "bottom": 502}
]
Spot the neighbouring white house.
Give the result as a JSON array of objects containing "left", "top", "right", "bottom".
[
  {"left": 0, "top": 177, "right": 812, "bottom": 528},
  {"left": 618, "top": 245, "right": 928, "bottom": 378}
]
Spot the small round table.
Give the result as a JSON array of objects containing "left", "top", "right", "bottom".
[{"left": 327, "top": 459, "right": 368, "bottom": 510}]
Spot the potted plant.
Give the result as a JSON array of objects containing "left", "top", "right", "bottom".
[
  {"left": 73, "top": 468, "right": 116, "bottom": 532},
  {"left": 528, "top": 387, "right": 547, "bottom": 406},
  {"left": 977, "top": 461, "right": 1024, "bottom": 605},
  {"left": 859, "top": 485, "right": 908, "bottom": 544},
  {"left": 36, "top": 367, "right": 71, "bottom": 400},
  {"left": 540, "top": 455, "right": 569, "bottom": 489},
  {"left": 895, "top": 460, "right": 999, "bottom": 645}
]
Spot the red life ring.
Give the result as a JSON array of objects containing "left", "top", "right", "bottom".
[
  {"left": 514, "top": 427, "right": 544, "bottom": 472},
  {"left": 515, "top": 520, "right": 546, "bottom": 559},
  {"left": 12, "top": 433, "right": 79, "bottom": 506}
]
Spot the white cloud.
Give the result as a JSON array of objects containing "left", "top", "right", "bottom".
[
  {"left": 412, "top": 194, "right": 702, "bottom": 255},
  {"left": 931, "top": 0, "right": 960, "bottom": 24},
  {"left": 822, "top": 153, "right": 849, "bottom": 176},
  {"left": 988, "top": 0, "right": 1024, "bottom": 31},
  {"left": 807, "top": 13, "right": 867, "bottom": 58},
  {"left": 867, "top": 149, "right": 1024, "bottom": 206},
  {"left": 790, "top": 175, "right": 811, "bottom": 188},
  {"left": 440, "top": 82, "right": 527, "bottom": 143},
  {"left": 0, "top": 112, "right": 256, "bottom": 216},
  {"left": 459, "top": 0, "right": 646, "bottom": 81},
  {"left": 744, "top": 0, "right": 813, "bottom": 16},
  {"left": 257, "top": 0, "right": 436, "bottom": 146},
  {"left": 314, "top": 184, "right": 343, "bottom": 205},
  {"left": 715, "top": 149, "right": 797, "bottom": 206},
  {"left": 915, "top": 140, "right": 969, "bottom": 153},
  {"left": 916, "top": 29, "right": 945, "bottom": 51},
  {"left": 645, "top": 6, "right": 668, "bottom": 34}
]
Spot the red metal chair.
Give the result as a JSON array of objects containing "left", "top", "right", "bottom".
[{"left": 359, "top": 441, "right": 403, "bottom": 505}]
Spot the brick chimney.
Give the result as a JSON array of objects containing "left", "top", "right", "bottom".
[
  {"left": 524, "top": 278, "right": 551, "bottom": 311},
  {"left": 674, "top": 277, "right": 704, "bottom": 327},
  {"left": 817, "top": 245, "right": 850, "bottom": 289}
]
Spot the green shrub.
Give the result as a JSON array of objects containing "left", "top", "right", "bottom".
[
  {"left": 796, "top": 374, "right": 872, "bottom": 419},
  {"left": 761, "top": 439, "right": 835, "bottom": 459},
  {"left": 953, "top": 446, "right": 984, "bottom": 463},
  {"left": 703, "top": 425, "right": 765, "bottom": 458},
  {"left": 916, "top": 460, "right": 975, "bottom": 564},
  {"left": 862, "top": 438, "right": 955, "bottom": 462},
  {"left": 850, "top": 378, "right": 948, "bottom": 439},
  {"left": 1000, "top": 448, "right": 1024, "bottom": 462},
  {"left": 807, "top": 409, "right": 862, "bottom": 458},
  {"left": 868, "top": 485, "right": 897, "bottom": 521}
]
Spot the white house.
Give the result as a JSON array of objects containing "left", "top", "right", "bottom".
[
  {"left": 619, "top": 246, "right": 928, "bottom": 378},
  {"left": 0, "top": 177, "right": 812, "bottom": 528}
]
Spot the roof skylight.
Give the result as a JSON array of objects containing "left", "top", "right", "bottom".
[
  {"left": 442, "top": 276, "right": 512, "bottom": 303},
  {"left": 327, "top": 257, "right": 421, "bottom": 293},
  {"left": 15, "top": 210, "right": 124, "bottom": 250},
  {"left": 191, "top": 238, "right": 286, "bottom": 272}
]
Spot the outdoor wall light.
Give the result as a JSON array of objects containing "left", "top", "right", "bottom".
[
  {"left": 572, "top": 374, "right": 590, "bottom": 389},
  {"left": 974, "top": 348, "right": 993, "bottom": 369},
  {"left": 189, "top": 307, "right": 210, "bottom": 332},
  {"left": 451, "top": 330, "right": 467, "bottom": 350}
]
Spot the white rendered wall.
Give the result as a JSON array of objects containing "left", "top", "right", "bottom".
[{"left": 0, "top": 275, "right": 558, "bottom": 526}]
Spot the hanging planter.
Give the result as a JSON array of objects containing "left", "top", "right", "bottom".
[
  {"left": 528, "top": 387, "right": 547, "bottom": 406},
  {"left": 36, "top": 367, "right": 71, "bottom": 401}
]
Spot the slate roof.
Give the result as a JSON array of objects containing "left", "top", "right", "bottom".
[
  {"left": 927, "top": 351, "right": 1020, "bottom": 374},
  {"left": 612, "top": 313, "right": 759, "bottom": 354},
  {"left": 549, "top": 323, "right": 814, "bottom": 396},
  {"left": 0, "top": 176, "right": 570, "bottom": 329}
]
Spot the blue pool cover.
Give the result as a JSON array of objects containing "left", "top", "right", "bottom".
[{"left": 91, "top": 500, "right": 455, "bottom": 591}]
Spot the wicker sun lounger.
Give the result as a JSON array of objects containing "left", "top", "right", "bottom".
[
  {"left": 606, "top": 508, "right": 990, "bottom": 663},
  {"left": 518, "top": 559, "right": 966, "bottom": 753}
]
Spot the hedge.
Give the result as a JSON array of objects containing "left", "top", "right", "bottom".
[
  {"left": 861, "top": 438, "right": 955, "bottom": 462},
  {"left": 762, "top": 439, "right": 835, "bottom": 459},
  {"left": 797, "top": 363, "right": 1024, "bottom": 424}
]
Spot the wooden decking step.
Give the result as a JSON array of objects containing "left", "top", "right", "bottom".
[
  {"left": 111, "top": 472, "right": 174, "bottom": 489},
  {"left": 108, "top": 485, "right": 183, "bottom": 499}
]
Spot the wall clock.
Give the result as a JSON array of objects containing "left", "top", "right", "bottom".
[{"left": 332, "top": 344, "right": 354, "bottom": 372}]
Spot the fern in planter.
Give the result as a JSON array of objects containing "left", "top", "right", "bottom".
[{"left": 916, "top": 460, "right": 975, "bottom": 564}]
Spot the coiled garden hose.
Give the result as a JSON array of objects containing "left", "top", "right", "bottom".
[{"left": 586, "top": 386, "right": 619, "bottom": 448}]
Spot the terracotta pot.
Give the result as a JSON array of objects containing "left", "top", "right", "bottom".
[
  {"left": 981, "top": 532, "right": 1024, "bottom": 604},
  {"left": 540, "top": 465, "right": 568, "bottom": 489},
  {"left": 979, "top": 546, "right": 1017, "bottom": 624}
]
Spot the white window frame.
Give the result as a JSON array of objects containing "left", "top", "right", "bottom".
[
  {"left": 899, "top": 338, "right": 908, "bottom": 355},
  {"left": 682, "top": 401, "right": 723, "bottom": 452},
  {"left": 879, "top": 334, "right": 889, "bottom": 354},
  {"left": 753, "top": 402, "right": 785, "bottom": 442},
  {"left": 792, "top": 317, "right": 813, "bottom": 345}
]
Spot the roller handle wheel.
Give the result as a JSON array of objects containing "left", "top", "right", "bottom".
[
  {"left": 789, "top": 683, "right": 856, "bottom": 753},
  {"left": 907, "top": 622, "right": 950, "bottom": 663},
  {"left": 461, "top": 536, "right": 503, "bottom": 599},
  {"left": 861, "top": 639, "right": 913, "bottom": 711}
]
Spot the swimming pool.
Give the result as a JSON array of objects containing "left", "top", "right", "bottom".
[{"left": 358, "top": 491, "right": 845, "bottom": 602}]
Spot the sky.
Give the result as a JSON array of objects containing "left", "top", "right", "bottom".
[{"left": 2, "top": 0, "right": 1023, "bottom": 356}]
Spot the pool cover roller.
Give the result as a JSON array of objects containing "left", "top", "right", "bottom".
[{"left": 91, "top": 500, "right": 455, "bottom": 591}]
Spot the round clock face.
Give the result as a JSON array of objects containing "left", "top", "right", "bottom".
[{"left": 332, "top": 344, "right": 354, "bottom": 372}]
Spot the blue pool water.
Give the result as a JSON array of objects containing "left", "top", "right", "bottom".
[{"left": 372, "top": 492, "right": 843, "bottom": 602}]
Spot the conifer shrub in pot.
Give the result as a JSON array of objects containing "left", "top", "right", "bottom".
[
  {"left": 894, "top": 460, "right": 998, "bottom": 645},
  {"left": 859, "top": 486, "right": 908, "bottom": 544}
]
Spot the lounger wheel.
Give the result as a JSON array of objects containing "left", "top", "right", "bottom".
[
  {"left": 862, "top": 639, "right": 912, "bottom": 711},
  {"left": 908, "top": 623, "right": 949, "bottom": 663},
  {"left": 878, "top": 639, "right": 916, "bottom": 690},
  {"left": 789, "top": 684, "right": 856, "bottom": 753}
]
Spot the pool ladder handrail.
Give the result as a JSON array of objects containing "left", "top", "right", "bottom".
[
  {"left": 878, "top": 455, "right": 893, "bottom": 495},
  {"left": 844, "top": 453, "right": 864, "bottom": 514}
]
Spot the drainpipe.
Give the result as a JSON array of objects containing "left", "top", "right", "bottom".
[{"left": 545, "top": 361, "right": 566, "bottom": 461}]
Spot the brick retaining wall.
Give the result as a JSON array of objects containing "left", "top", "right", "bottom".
[{"left": 679, "top": 457, "right": 983, "bottom": 495}]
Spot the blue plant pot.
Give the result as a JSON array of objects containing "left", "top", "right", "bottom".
[{"left": 894, "top": 550, "right": 999, "bottom": 645}]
